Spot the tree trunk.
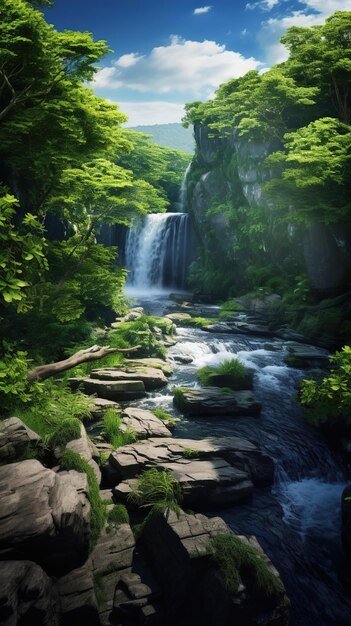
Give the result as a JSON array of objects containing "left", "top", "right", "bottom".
[{"left": 27, "top": 344, "right": 141, "bottom": 382}]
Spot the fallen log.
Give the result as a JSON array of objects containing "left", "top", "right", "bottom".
[{"left": 27, "top": 344, "right": 142, "bottom": 382}]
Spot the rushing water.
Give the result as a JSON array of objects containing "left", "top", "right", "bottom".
[
  {"left": 125, "top": 213, "right": 190, "bottom": 290},
  {"left": 126, "top": 294, "right": 351, "bottom": 626}
]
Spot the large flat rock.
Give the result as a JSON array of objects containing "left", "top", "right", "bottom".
[
  {"left": 0, "top": 460, "right": 90, "bottom": 575},
  {"left": 125, "top": 357, "right": 174, "bottom": 376},
  {"left": 108, "top": 436, "right": 273, "bottom": 487},
  {"left": 56, "top": 423, "right": 101, "bottom": 483},
  {"left": 121, "top": 407, "right": 172, "bottom": 439},
  {"left": 0, "top": 417, "right": 40, "bottom": 463},
  {"left": 0, "top": 560, "right": 59, "bottom": 626},
  {"left": 173, "top": 387, "right": 261, "bottom": 416},
  {"left": 91, "top": 366, "right": 168, "bottom": 390},
  {"left": 79, "top": 378, "right": 145, "bottom": 401}
]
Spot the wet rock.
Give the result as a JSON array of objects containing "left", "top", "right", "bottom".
[
  {"left": 173, "top": 387, "right": 261, "bottom": 416},
  {"left": 125, "top": 357, "right": 174, "bottom": 376},
  {"left": 0, "top": 560, "right": 59, "bottom": 626},
  {"left": 91, "top": 365, "right": 168, "bottom": 390},
  {"left": 0, "top": 460, "right": 90, "bottom": 575},
  {"left": 283, "top": 343, "right": 329, "bottom": 368},
  {"left": 172, "top": 354, "right": 193, "bottom": 364},
  {"left": 0, "top": 417, "right": 40, "bottom": 463},
  {"left": 121, "top": 407, "right": 172, "bottom": 439},
  {"left": 205, "top": 321, "right": 273, "bottom": 336},
  {"left": 78, "top": 377, "right": 146, "bottom": 401},
  {"left": 165, "top": 312, "right": 192, "bottom": 322},
  {"left": 207, "top": 369, "right": 254, "bottom": 391}
]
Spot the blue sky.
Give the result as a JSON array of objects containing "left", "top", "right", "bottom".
[{"left": 45, "top": 0, "right": 351, "bottom": 125}]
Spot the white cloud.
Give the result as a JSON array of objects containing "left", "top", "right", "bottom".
[
  {"left": 246, "top": 0, "right": 281, "bottom": 11},
  {"left": 117, "top": 101, "right": 186, "bottom": 127},
  {"left": 116, "top": 53, "right": 144, "bottom": 68},
  {"left": 193, "top": 6, "right": 212, "bottom": 14},
  {"left": 257, "top": 0, "right": 351, "bottom": 65},
  {"left": 93, "top": 36, "right": 262, "bottom": 97}
]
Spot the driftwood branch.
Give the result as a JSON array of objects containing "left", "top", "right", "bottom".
[{"left": 27, "top": 344, "right": 142, "bottom": 382}]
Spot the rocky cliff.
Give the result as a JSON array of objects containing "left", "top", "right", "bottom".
[{"left": 186, "top": 123, "right": 351, "bottom": 295}]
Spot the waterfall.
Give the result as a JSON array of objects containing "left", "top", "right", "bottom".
[
  {"left": 178, "top": 162, "right": 191, "bottom": 213},
  {"left": 125, "top": 212, "right": 190, "bottom": 290}
]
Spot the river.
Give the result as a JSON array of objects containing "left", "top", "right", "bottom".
[{"left": 125, "top": 290, "right": 351, "bottom": 626}]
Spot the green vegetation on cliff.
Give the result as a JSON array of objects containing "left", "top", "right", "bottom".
[{"left": 183, "top": 11, "right": 351, "bottom": 307}]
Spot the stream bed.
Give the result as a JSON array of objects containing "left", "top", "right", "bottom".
[{"left": 126, "top": 291, "right": 351, "bottom": 626}]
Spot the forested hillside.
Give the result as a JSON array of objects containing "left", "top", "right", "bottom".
[{"left": 130, "top": 123, "right": 195, "bottom": 153}]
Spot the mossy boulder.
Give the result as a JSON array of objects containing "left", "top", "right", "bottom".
[{"left": 173, "top": 387, "right": 261, "bottom": 416}]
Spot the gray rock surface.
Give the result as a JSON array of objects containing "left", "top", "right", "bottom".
[
  {"left": 90, "top": 397, "right": 121, "bottom": 421},
  {"left": 0, "top": 560, "right": 59, "bottom": 626},
  {"left": 79, "top": 377, "right": 146, "bottom": 401},
  {"left": 121, "top": 407, "right": 172, "bottom": 439},
  {"left": 173, "top": 387, "right": 261, "bottom": 416},
  {"left": 0, "top": 460, "right": 90, "bottom": 574},
  {"left": 0, "top": 417, "right": 40, "bottom": 463},
  {"left": 125, "top": 357, "right": 173, "bottom": 376},
  {"left": 58, "top": 562, "right": 99, "bottom": 625},
  {"left": 91, "top": 365, "right": 168, "bottom": 390},
  {"left": 56, "top": 423, "right": 101, "bottom": 483}
]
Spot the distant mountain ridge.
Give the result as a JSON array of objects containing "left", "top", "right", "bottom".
[{"left": 129, "top": 123, "right": 195, "bottom": 154}]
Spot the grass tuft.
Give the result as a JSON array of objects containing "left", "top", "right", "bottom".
[{"left": 103, "top": 408, "right": 136, "bottom": 449}]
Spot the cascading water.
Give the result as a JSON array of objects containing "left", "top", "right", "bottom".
[
  {"left": 125, "top": 212, "right": 191, "bottom": 290},
  {"left": 178, "top": 162, "right": 191, "bottom": 213}
]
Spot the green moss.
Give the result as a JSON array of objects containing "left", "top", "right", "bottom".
[
  {"left": 153, "top": 408, "right": 177, "bottom": 427},
  {"left": 181, "top": 317, "right": 217, "bottom": 328},
  {"left": 220, "top": 299, "right": 245, "bottom": 319},
  {"left": 173, "top": 387, "right": 188, "bottom": 411},
  {"left": 209, "top": 534, "right": 284, "bottom": 599},
  {"left": 60, "top": 449, "right": 106, "bottom": 548},
  {"left": 49, "top": 417, "right": 81, "bottom": 448},
  {"left": 128, "top": 468, "right": 182, "bottom": 514},
  {"left": 183, "top": 448, "right": 199, "bottom": 459},
  {"left": 107, "top": 504, "right": 130, "bottom": 527}
]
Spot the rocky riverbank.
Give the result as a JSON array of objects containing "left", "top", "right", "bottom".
[{"left": 0, "top": 303, "right": 292, "bottom": 626}]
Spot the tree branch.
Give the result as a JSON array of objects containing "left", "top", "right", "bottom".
[{"left": 27, "top": 344, "right": 142, "bottom": 382}]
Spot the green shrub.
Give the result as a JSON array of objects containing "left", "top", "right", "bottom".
[
  {"left": 109, "top": 318, "right": 166, "bottom": 359},
  {"left": 219, "top": 299, "right": 245, "bottom": 319},
  {"left": 209, "top": 534, "right": 284, "bottom": 599},
  {"left": 103, "top": 408, "right": 136, "bottom": 448},
  {"left": 60, "top": 449, "right": 106, "bottom": 548},
  {"left": 153, "top": 408, "right": 177, "bottom": 427},
  {"left": 197, "top": 358, "right": 247, "bottom": 388},
  {"left": 183, "top": 448, "right": 199, "bottom": 459},
  {"left": 49, "top": 417, "right": 81, "bottom": 448},
  {"left": 128, "top": 468, "right": 182, "bottom": 514},
  {"left": 107, "top": 504, "right": 130, "bottom": 527},
  {"left": 300, "top": 345, "right": 351, "bottom": 424},
  {"left": 181, "top": 317, "right": 217, "bottom": 328}
]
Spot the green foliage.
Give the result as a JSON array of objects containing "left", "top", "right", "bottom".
[
  {"left": 103, "top": 408, "right": 136, "bottom": 449},
  {"left": 13, "top": 380, "right": 92, "bottom": 438},
  {"left": 300, "top": 345, "right": 351, "bottom": 424},
  {"left": 209, "top": 534, "right": 284, "bottom": 599},
  {"left": 219, "top": 299, "right": 245, "bottom": 319},
  {"left": 173, "top": 387, "right": 188, "bottom": 411},
  {"left": 60, "top": 449, "right": 105, "bottom": 547},
  {"left": 107, "top": 504, "right": 130, "bottom": 528},
  {"left": 183, "top": 448, "right": 199, "bottom": 459},
  {"left": 110, "top": 317, "right": 167, "bottom": 359},
  {"left": 153, "top": 408, "right": 177, "bottom": 427},
  {"left": 181, "top": 316, "right": 217, "bottom": 328},
  {"left": 0, "top": 343, "right": 40, "bottom": 413},
  {"left": 48, "top": 417, "right": 81, "bottom": 448},
  {"left": 197, "top": 358, "right": 247, "bottom": 389},
  {"left": 127, "top": 468, "right": 182, "bottom": 514}
]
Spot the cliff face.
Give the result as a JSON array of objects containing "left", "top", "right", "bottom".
[{"left": 186, "top": 123, "right": 350, "bottom": 295}]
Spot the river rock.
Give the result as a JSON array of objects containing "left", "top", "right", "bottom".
[
  {"left": 0, "top": 560, "right": 59, "bottom": 626},
  {"left": 90, "top": 397, "right": 121, "bottom": 421},
  {"left": 173, "top": 387, "right": 261, "bottom": 416},
  {"left": 120, "top": 407, "right": 172, "bottom": 439},
  {"left": 91, "top": 365, "right": 168, "bottom": 390},
  {"left": 207, "top": 369, "right": 254, "bottom": 391},
  {"left": 55, "top": 423, "right": 101, "bottom": 483},
  {"left": 205, "top": 320, "right": 272, "bottom": 336},
  {"left": 78, "top": 377, "right": 145, "bottom": 401},
  {"left": 0, "top": 460, "right": 90, "bottom": 575},
  {"left": 125, "top": 357, "right": 174, "bottom": 376},
  {"left": 0, "top": 417, "right": 41, "bottom": 463},
  {"left": 58, "top": 562, "right": 99, "bottom": 625},
  {"left": 141, "top": 508, "right": 290, "bottom": 626},
  {"left": 108, "top": 436, "right": 273, "bottom": 486},
  {"left": 283, "top": 343, "right": 329, "bottom": 368},
  {"left": 113, "top": 307, "right": 144, "bottom": 325}
]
